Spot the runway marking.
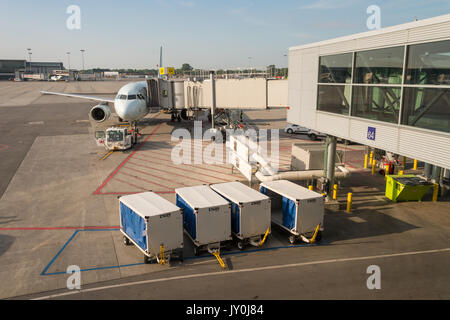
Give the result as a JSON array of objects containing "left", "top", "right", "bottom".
[
  {"left": 33, "top": 247, "right": 450, "bottom": 300},
  {"left": 28, "top": 121, "right": 44, "bottom": 125}
]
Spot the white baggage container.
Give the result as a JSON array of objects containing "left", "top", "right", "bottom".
[
  {"left": 259, "top": 180, "right": 324, "bottom": 244},
  {"left": 175, "top": 185, "right": 232, "bottom": 255},
  {"left": 119, "top": 192, "right": 184, "bottom": 264},
  {"left": 210, "top": 181, "right": 271, "bottom": 249}
]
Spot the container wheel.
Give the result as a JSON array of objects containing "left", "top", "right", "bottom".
[
  {"left": 143, "top": 255, "right": 151, "bottom": 264},
  {"left": 123, "top": 236, "right": 131, "bottom": 246},
  {"left": 287, "top": 129, "right": 293, "bottom": 134},
  {"left": 289, "top": 235, "right": 296, "bottom": 244},
  {"left": 237, "top": 241, "right": 245, "bottom": 250},
  {"left": 178, "top": 251, "right": 184, "bottom": 262}
]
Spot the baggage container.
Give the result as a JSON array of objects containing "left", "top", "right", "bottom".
[
  {"left": 210, "top": 181, "right": 271, "bottom": 249},
  {"left": 260, "top": 180, "right": 324, "bottom": 244},
  {"left": 175, "top": 185, "right": 232, "bottom": 255},
  {"left": 119, "top": 192, "right": 184, "bottom": 264}
]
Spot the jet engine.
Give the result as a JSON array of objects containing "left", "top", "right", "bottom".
[{"left": 90, "top": 104, "right": 111, "bottom": 123}]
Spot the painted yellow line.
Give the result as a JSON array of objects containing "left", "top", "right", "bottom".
[
  {"left": 100, "top": 151, "right": 113, "bottom": 161},
  {"left": 32, "top": 247, "right": 450, "bottom": 300}
]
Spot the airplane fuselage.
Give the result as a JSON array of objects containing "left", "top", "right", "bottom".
[{"left": 113, "top": 81, "right": 149, "bottom": 122}]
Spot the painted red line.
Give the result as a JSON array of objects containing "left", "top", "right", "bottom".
[
  {"left": 113, "top": 176, "right": 150, "bottom": 191},
  {"left": 121, "top": 165, "right": 184, "bottom": 186},
  {"left": 132, "top": 155, "right": 239, "bottom": 180},
  {"left": 0, "top": 226, "right": 120, "bottom": 231},
  {"left": 93, "top": 122, "right": 163, "bottom": 195},
  {"left": 118, "top": 169, "right": 176, "bottom": 190},
  {"left": 0, "top": 144, "right": 9, "bottom": 151},
  {"left": 127, "top": 160, "right": 223, "bottom": 184}
]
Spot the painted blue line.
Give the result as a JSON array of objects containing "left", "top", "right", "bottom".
[
  {"left": 41, "top": 228, "right": 329, "bottom": 276},
  {"left": 41, "top": 230, "right": 79, "bottom": 276}
]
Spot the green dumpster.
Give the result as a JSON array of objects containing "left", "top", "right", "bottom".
[{"left": 385, "top": 175, "right": 433, "bottom": 202}]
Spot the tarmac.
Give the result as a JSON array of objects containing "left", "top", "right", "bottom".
[{"left": 0, "top": 80, "right": 449, "bottom": 299}]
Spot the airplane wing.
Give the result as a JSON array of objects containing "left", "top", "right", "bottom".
[{"left": 40, "top": 90, "right": 115, "bottom": 103}]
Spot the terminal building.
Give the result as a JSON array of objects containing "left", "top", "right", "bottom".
[
  {"left": 0, "top": 59, "right": 64, "bottom": 80},
  {"left": 287, "top": 14, "right": 450, "bottom": 179}
]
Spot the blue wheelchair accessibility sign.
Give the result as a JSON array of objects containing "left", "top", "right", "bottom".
[{"left": 367, "top": 126, "right": 376, "bottom": 141}]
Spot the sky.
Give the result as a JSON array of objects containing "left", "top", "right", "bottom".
[{"left": 0, "top": 0, "right": 449, "bottom": 70}]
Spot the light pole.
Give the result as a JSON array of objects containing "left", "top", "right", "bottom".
[
  {"left": 80, "top": 49, "right": 85, "bottom": 72},
  {"left": 248, "top": 57, "right": 252, "bottom": 77},
  {"left": 26, "top": 48, "right": 32, "bottom": 73},
  {"left": 66, "top": 52, "right": 71, "bottom": 80}
]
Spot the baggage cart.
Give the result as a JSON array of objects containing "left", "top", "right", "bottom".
[
  {"left": 260, "top": 180, "right": 324, "bottom": 244},
  {"left": 119, "top": 192, "right": 184, "bottom": 264},
  {"left": 210, "top": 181, "right": 271, "bottom": 250},
  {"left": 175, "top": 185, "right": 232, "bottom": 256}
]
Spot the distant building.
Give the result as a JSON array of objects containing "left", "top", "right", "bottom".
[
  {"left": 0, "top": 59, "right": 26, "bottom": 80},
  {"left": 0, "top": 59, "right": 64, "bottom": 80}
]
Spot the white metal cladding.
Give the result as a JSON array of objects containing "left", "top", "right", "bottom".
[
  {"left": 288, "top": 14, "right": 450, "bottom": 170},
  {"left": 355, "top": 30, "right": 408, "bottom": 50},
  {"left": 318, "top": 40, "right": 356, "bottom": 55},
  {"left": 349, "top": 118, "right": 399, "bottom": 152},
  {"left": 398, "top": 127, "right": 450, "bottom": 169},
  {"left": 316, "top": 112, "right": 349, "bottom": 138},
  {"left": 408, "top": 21, "right": 450, "bottom": 43}
]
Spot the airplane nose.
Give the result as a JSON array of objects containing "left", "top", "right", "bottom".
[{"left": 114, "top": 100, "right": 142, "bottom": 121}]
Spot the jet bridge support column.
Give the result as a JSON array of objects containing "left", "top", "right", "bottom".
[
  {"left": 210, "top": 71, "right": 216, "bottom": 129},
  {"left": 326, "top": 135, "right": 337, "bottom": 201}
]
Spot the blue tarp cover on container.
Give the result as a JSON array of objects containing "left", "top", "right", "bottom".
[
  {"left": 176, "top": 194, "right": 196, "bottom": 240},
  {"left": 120, "top": 202, "right": 147, "bottom": 251},
  {"left": 282, "top": 196, "right": 296, "bottom": 229},
  {"left": 260, "top": 186, "right": 296, "bottom": 230}
]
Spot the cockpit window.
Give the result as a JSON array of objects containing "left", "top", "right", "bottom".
[
  {"left": 119, "top": 94, "right": 127, "bottom": 100},
  {"left": 128, "top": 94, "right": 136, "bottom": 100}
]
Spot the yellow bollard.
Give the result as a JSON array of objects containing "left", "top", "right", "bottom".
[
  {"left": 346, "top": 193, "right": 352, "bottom": 213},
  {"left": 308, "top": 185, "right": 313, "bottom": 191},
  {"left": 364, "top": 154, "right": 368, "bottom": 169},
  {"left": 332, "top": 184, "right": 338, "bottom": 200},
  {"left": 413, "top": 159, "right": 418, "bottom": 170},
  {"left": 385, "top": 164, "right": 390, "bottom": 176},
  {"left": 399, "top": 170, "right": 404, "bottom": 175},
  {"left": 369, "top": 151, "right": 373, "bottom": 164},
  {"left": 432, "top": 183, "right": 439, "bottom": 202},
  {"left": 371, "top": 159, "right": 376, "bottom": 175}
]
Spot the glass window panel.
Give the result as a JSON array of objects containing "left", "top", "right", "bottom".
[
  {"left": 354, "top": 46, "right": 404, "bottom": 84},
  {"left": 405, "top": 40, "right": 450, "bottom": 85},
  {"left": 318, "top": 53, "right": 352, "bottom": 83},
  {"left": 317, "top": 84, "right": 351, "bottom": 115},
  {"left": 401, "top": 87, "right": 450, "bottom": 133},
  {"left": 351, "top": 86, "right": 401, "bottom": 123}
]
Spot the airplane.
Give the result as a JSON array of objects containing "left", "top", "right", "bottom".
[{"left": 41, "top": 81, "right": 149, "bottom": 125}]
